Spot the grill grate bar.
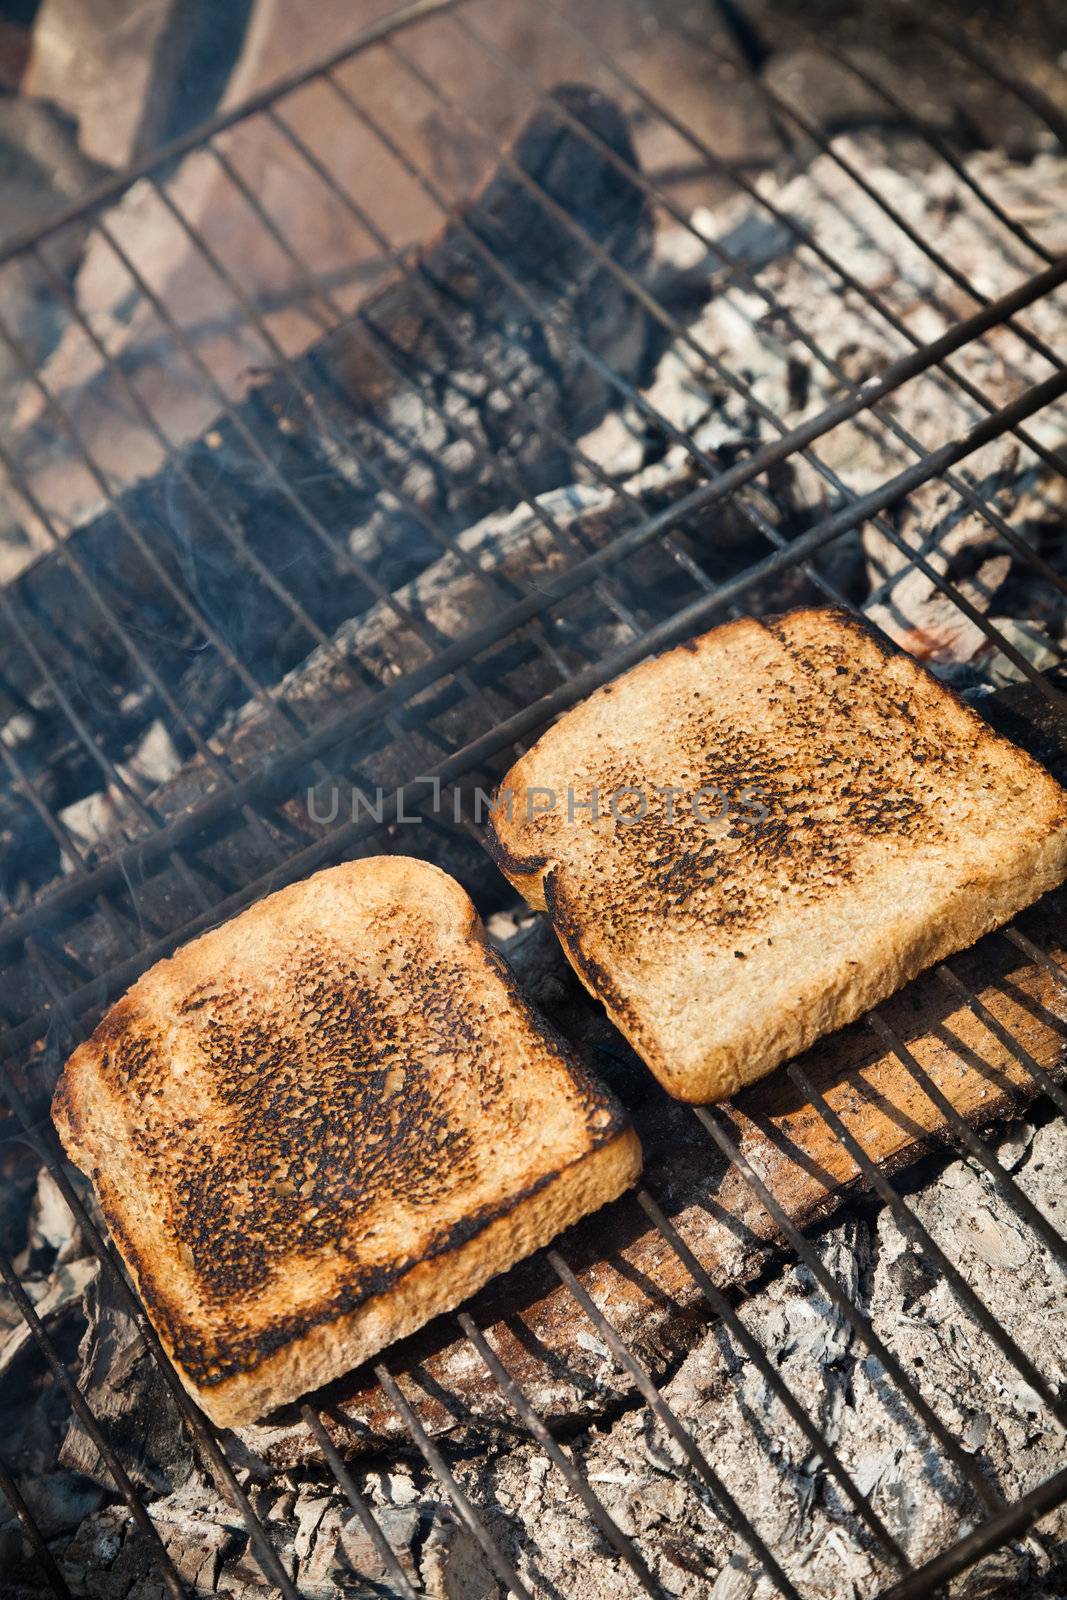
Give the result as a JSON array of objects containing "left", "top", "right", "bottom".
[
  {"left": 312, "top": 62, "right": 735, "bottom": 619},
  {"left": 0, "top": 341, "right": 312, "bottom": 907},
  {"left": 0, "top": 522, "right": 251, "bottom": 928},
  {"left": 571, "top": 0, "right": 1067, "bottom": 363},
  {"left": 375, "top": 1361, "right": 536, "bottom": 1600},
  {"left": 1, "top": 14, "right": 1065, "bottom": 1592},
  {"left": 787, "top": 1060, "right": 1067, "bottom": 1426},
  {"left": 686, "top": 21, "right": 1066, "bottom": 378},
  {"left": 691, "top": 1105, "right": 1005, "bottom": 1516},
  {"left": 634, "top": 1188, "right": 909, "bottom": 1569},
  {"left": 450, "top": 19, "right": 1067, "bottom": 656},
  {"left": 865, "top": 1007, "right": 1067, "bottom": 1269},
  {"left": 146, "top": 141, "right": 577, "bottom": 781},
  {"left": 300, "top": 1404, "right": 421, "bottom": 1600},
  {"left": 456, "top": 1310, "right": 672, "bottom": 1599},
  {"left": 321, "top": 54, "right": 846, "bottom": 613},
  {"left": 0, "top": 1248, "right": 190, "bottom": 1600},
  {"left": 2, "top": 253, "right": 1057, "bottom": 972},
  {"left": 810, "top": 40, "right": 1055, "bottom": 264},
  {"left": 0, "top": 317, "right": 312, "bottom": 755},
  {"left": 1006, "top": 924, "right": 1067, "bottom": 993},
  {"left": 548, "top": 1249, "right": 803, "bottom": 1599},
  {"left": 205, "top": 123, "right": 644, "bottom": 657},
  {"left": 25, "top": 250, "right": 365, "bottom": 698},
  {"left": 92, "top": 204, "right": 502, "bottom": 682},
  {"left": 936, "top": 963, "right": 1067, "bottom": 1121},
  {"left": 0, "top": 0, "right": 467, "bottom": 268},
  {"left": 476, "top": 2, "right": 1067, "bottom": 506},
  {"left": 100, "top": 163, "right": 605, "bottom": 865},
  {"left": 92, "top": 203, "right": 507, "bottom": 682},
  {"left": 257, "top": 95, "right": 658, "bottom": 638},
  {"left": 83, "top": 193, "right": 565, "bottom": 852},
  {"left": 918, "top": 10, "right": 1067, "bottom": 151},
  {"left": 0, "top": 487, "right": 296, "bottom": 895},
  {"left": 0, "top": 718, "right": 91, "bottom": 877}
]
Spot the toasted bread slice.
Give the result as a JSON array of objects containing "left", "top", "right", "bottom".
[
  {"left": 487, "top": 608, "right": 1067, "bottom": 1103},
  {"left": 52, "top": 857, "right": 640, "bottom": 1427}
]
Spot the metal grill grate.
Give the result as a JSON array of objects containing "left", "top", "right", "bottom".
[{"left": 1, "top": 2, "right": 1066, "bottom": 1595}]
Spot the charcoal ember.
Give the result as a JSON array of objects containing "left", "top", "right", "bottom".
[
  {"left": 648, "top": 131, "right": 1067, "bottom": 506},
  {"left": 18, "top": 1167, "right": 86, "bottom": 1270},
  {"left": 763, "top": 46, "right": 960, "bottom": 140},
  {"left": 0, "top": 1258, "right": 97, "bottom": 1382},
  {"left": 0, "top": 1138, "right": 45, "bottom": 1277},
  {"left": 0, "top": 95, "right": 110, "bottom": 411},
  {"left": 50, "top": 1474, "right": 487, "bottom": 1598},
  {"left": 1, "top": 1469, "right": 105, "bottom": 1559},
  {"left": 417, "top": 1507, "right": 496, "bottom": 1600},
  {"left": 58, "top": 1495, "right": 242, "bottom": 1597},
  {"left": 0, "top": 82, "right": 653, "bottom": 892},
  {"left": 0, "top": 1251, "right": 105, "bottom": 1562},
  {"left": 864, "top": 475, "right": 1016, "bottom": 665},
  {"left": 58, "top": 1266, "right": 196, "bottom": 1497},
  {"left": 642, "top": 129, "right": 1067, "bottom": 673},
  {"left": 335, "top": 1502, "right": 420, "bottom": 1590},
  {"left": 863, "top": 459, "right": 1067, "bottom": 669}
]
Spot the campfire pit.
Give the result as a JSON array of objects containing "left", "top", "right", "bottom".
[{"left": 1, "top": 2, "right": 1067, "bottom": 1597}]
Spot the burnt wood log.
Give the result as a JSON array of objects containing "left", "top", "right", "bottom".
[
  {"left": 1, "top": 466, "right": 730, "bottom": 1042},
  {"left": 0, "top": 84, "right": 653, "bottom": 889}
]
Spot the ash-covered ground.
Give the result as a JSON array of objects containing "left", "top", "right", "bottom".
[
  {"left": 4, "top": 1111, "right": 1063, "bottom": 1598},
  {"left": 450, "top": 1113, "right": 1067, "bottom": 1600}
]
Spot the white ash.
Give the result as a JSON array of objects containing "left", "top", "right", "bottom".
[
  {"left": 56, "top": 1473, "right": 496, "bottom": 1599},
  {"left": 581, "top": 131, "right": 1067, "bottom": 670},
  {"left": 447, "top": 1116, "right": 1067, "bottom": 1600}
]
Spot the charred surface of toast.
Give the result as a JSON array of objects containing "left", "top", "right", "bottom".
[
  {"left": 488, "top": 607, "right": 1067, "bottom": 1100},
  {"left": 52, "top": 861, "right": 631, "bottom": 1392}
]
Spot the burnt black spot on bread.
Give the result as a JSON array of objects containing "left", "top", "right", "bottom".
[
  {"left": 483, "top": 811, "right": 548, "bottom": 880},
  {"left": 544, "top": 869, "right": 641, "bottom": 1036}
]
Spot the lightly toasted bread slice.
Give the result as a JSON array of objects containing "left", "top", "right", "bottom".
[
  {"left": 487, "top": 607, "right": 1067, "bottom": 1104},
  {"left": 51, "top": 857, "right": 641, "bottom": 1428}
]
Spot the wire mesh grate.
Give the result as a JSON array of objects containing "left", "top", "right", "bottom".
[{"left": 0, "top": 1, "right": 1066, "bottom": 1595}]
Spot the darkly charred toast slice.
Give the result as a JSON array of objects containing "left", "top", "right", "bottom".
[
  {"left": 52, "top": 858, "right": 640, "bottom": 1427},
  {"left": 488, "top": 608, "right": 1067, "bottom": 1103}
]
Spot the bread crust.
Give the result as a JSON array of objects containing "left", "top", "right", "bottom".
[
  {"left": 487, "top": 607, "right": 1067, "bottom": 1102},
  {"left": 52, "top": 856, "right": 640, "bottom": 1426}
]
